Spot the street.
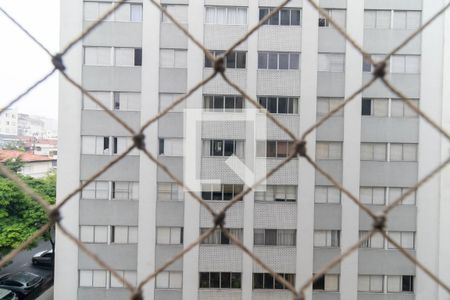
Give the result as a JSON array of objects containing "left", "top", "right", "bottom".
[{"left": 1, "top": 240, "right": 53, "bottom": 300}]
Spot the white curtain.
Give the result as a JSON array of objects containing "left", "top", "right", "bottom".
[
  {"left": 376, "top": 10, "right": 391, "bottom": 29},
  {"left": 407, "top": 11, "right": 421, "bottom": 29},
  {"left": 131, "top": 4, "right": 143, "bottom": 22},
  {"left": 115, "top": 4, "right": 131, "bottom": 22},
  {"left": 393, "top": 11, "right": 407, "bottom": 29},
  {"left": 364, "top": 11, "right": 376, "bottom": 28}
]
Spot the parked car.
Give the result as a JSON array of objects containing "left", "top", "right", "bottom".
[
  {"left": 32, "top": 249, "right": 53, "bottom": 267},
  {"left": 0, "top": 288, "right": 17, "bottom": 300},
  {"left": 0, "top": 272, "right": 43, "bottom": 298}
]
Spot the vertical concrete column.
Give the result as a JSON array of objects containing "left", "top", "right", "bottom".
[
  {"left": 340, "top": 0, "right": 364, "bottom": 299},
  {"left": 417, "top": 0, "right": 445, "bottom": 299},
  {"left": 438, "top": 7, "right": 450, "bottom": 300},
  {"left": 138, "top": 1, "right": 161, "bottom": 299},
  {"left": 182, "top": 0, "right": 204, "bottom": 299},
  {"left": 54, "top": 0, "right": 83, "bottom": 299},
  {"left": 297, "top": 1, "right": 318, "bottom": 298},
  {"left": 242, "top": 1, "right": 258, "bottom": 299}
]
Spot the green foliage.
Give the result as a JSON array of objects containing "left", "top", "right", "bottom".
[
  {"left": 3, "top": 158, "right": 24, "bottom": 173},
  {"left": 0, "top": 174, "right": 56, "bottom": 256},
  {"left": 2, "top": 141, "right": 25, "bottom": 152}
]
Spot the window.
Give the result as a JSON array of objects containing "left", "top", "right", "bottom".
[
  {"left": 156, "top": 271, "right": 183, "bottom": 289},
  {"left": 82, "top": 181, "right": 109, "bottom": 199},
  {"left": 391, "top": 99, "right": 419, "bottom": 118},
  {"left": 84, "top": 47, "right": 142, "bottom": 66},
  {"left": 253, "top": 273, "right": 295, "bottom": 289},
  {"left": 315, "top": 186, "right": 341, "bottom": 204},
  {"left": 79, "top": 270, "right": 107, "bottom": 287},
  {"left": 358, "top": 275, "right": 384, "bottom": 293},
  {"left": 84, "top": 47, "right": 112, "bottom": 66},
  {"left": 254, "top": 229, "right": 296, "bottom": 246},
  {"left": 393, "top": 11, "right": 421, "bottom": 30},
  {"left": 359, "top": 231, "right": 384, "bottom": 248},
  {"left": 158, "top": 182, "right": 184, "bottom": 201},
  {"left": 318, "top": 53, "right": 345, "bottom": 72},
  {"left": 254, "top": 185, "right": 297, "bottom": 202},
  {"left": 204, "top": 95, "right": 244, "bottom": 112},
  {"left": 115, "top": 48, "right": 138, "bottom": 66},
  {"left": 388, "top": 232, "right": 415, "bottom": 249},
  {"left": 200, "top": 228, "right": 243, "bottom": 244},
  {"left": 256, "top": 140, "right": 295, "bottom": 158},
  {"left": 360, "top": 187, "right": 386, "bottom": 205},
  {"left": 360, "top": 143, "right": 387, "bottom": 161},
  {"left": 391, "top": 55, "right": 420, "bottom": 74},
  {"left": 317, "top": 98, "right": 344, "bottom": 117},
  {"left": 389, "top": 143, "right": 417, "bottom": 161},
  {"left": 110, "top": 271, "right": 137, "bottom": 288},
  {"left": 318, "top": 9, "right": 346, "bottom": 27},
  {"left": 161, "top": 5, "right": 188, "bottom": 23},
  {"left": 202, "top": 184, "right": 244, "bottom": 201},
  {"left": 362, "top": 54, "right": 386, "bottom": 72},
  {"left": 159, "top": 93, "right": 186, "bottom": 112},
  {"left": 156, "top": 227, "right": 183, "bottom": 244},
  {"left": 80, "top": 225, "right": 108, "bottom": 243},
  {"left": 316, "top": 142, "right": 343, "bottom": 160},
  {"left": 387, "top": 275, "right": 414, "bottom": 292},
  {"left": 205, "top": 6, "right": 247, "bottom": 25},
  {"left": 113, "top": 92, "right": 140, "bottom": 111},
  {"left": 364, "top": 10, "right": 391, "bottom": 29},
  {"left": 258, "top": 97, "right": 299, "bottom": 114},
  {"left": 199, "top": 272, "right": 241, "bottom": 289},
  {"left": 84, "top": 2, "right": 143, "bottom": 22},
  {"left": 313, "top": 274, "right": 339, "bottom": 291},
  {"left": 258, "top": 52, "right": 300, "bottom": 70},
  {"left": 361, "top": 98, "right": 388, "bottom": 117},
  {"left": 259, "top": 7, "right": 301, "bottom": 26},
  {"left": 111, "top": 226, "right": 138, "bottom": 244},
  {"left": 82, "top": 181, "right": 138, "bottom": 200},
  {"left": 205, "top": 50, "right": 246, "bottom": 69},
  {"left": 314, "top": 230, "right": 340, "bottom": 247},
  {"left": 83, "top": 92, "right": 140, "bottom": 111},
  {"left": 112, "top": 181, "right": 139, "bottom": 200},
  {"left": 388, "top": 187, "right": 416, "bottom": 205},
  {"left": 83, "top": 91, "right": 110, "bottom": 110},
  {"left": 160, "top": 49, "right": 187, "bottom": 68},
  {"left": 159, "top": 138, "right": 184, "bottom": 156},
  {"left": 203, "top": 139, "right": 244, "bottom": 157}
]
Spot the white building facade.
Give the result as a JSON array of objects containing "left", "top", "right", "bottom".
[
  {"left": 56, "top": 0, "right": 450, "bottom": 300},
  {"left": 0, "top": 108, "right": 18, "bottom": 136}
]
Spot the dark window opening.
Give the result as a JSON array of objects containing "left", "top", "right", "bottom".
[
  {"left": 362, "top": 98, "right": 372, "bottom": 115},
  {"left": 313, "top": 275, "right": 325, "bottom": 290},
  {"left": 134, "top": 48, "right": 142, "bottom": 66}
]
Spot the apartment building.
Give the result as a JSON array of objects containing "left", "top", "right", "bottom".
[
  {"left": 56, "top": 0, "right": 450, "bottom": 299},
  {"left": 0, "top": 107, "right": 18, "bottom": 136}
]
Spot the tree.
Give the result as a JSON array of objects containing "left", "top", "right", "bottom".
[
  {"left": 0, "top": 174, "right": 56, "bottom": 263},
  {"left": 3, "top": 158, "right": 24, "bottom": 173}
]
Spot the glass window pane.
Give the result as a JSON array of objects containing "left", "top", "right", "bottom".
[
  {"left": 370, "top": 275, "right": 383, "bottom": 292},
  {"left": 278, "top": 53, "right": 289, "bottom": 69},
  {"left": 325, "top": 275, "right": 339, "bottom": 291},
  {"left": 387, "top": 275, "right": 402, "bottom": 292},
  {"left": 290, "top": 53, "right": 300, "bottom": 69},
  {"left": 131, "top": 4, "right": 143, "bottom": 22},
  {"left": 170, "top": 272, "right": 183, "bottom": 288},
  {"left": 280, "top": 10, "right": 290, "bottom": 25},
  {"left": 373, "top": 144, "right": 386, "bottom": 161},
  {"left": 291, "top": 10, "right": 301, "bottom": 25},
  {"left": 258, "top": 53, "right": 268, "bottom": 69},
  {"left": 156, "top": 272, "right": 169, "bottom": 288},
  {"left": 390, "top": 144, "right": 403, "bottom": 161},
  {"left": 358, "top": 276, "right": 370, "bottom": 292},
  {"left": 268, "top": 53, "right": 278, "bottom": 69}
]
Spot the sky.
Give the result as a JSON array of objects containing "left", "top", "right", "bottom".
[{"left": 0, "top": 0, "right": 60, "bottom": 120}]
